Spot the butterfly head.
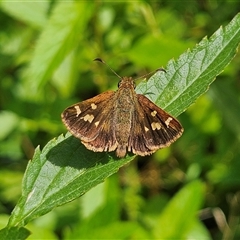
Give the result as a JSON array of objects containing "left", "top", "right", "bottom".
[{"left": 118, "top": 77, "right": 136, "bottom": 89}]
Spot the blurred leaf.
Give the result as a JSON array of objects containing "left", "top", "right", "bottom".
[
  {"left": 8, "top": 133, "right": 134, "bottom": 227},
  {"left": 68, "top": 175, "right": 128, "bottom": 238},
  {"left": 0, "top": 215, "right": 10, "bottom": 230},
  {"left": 136, "top": 13, "right": 240, "bottom": 117},
  {"left": 26, "top": 223, "right": 58, "bottom": 240},
  {"left": 0, "top": 226, "right": 30, "bottom": 240},
  {"left": 128, "top": 35, "right": 193, "bottom": 69},
  {"left": 187, "top": 220, "right": 212, "bottom": 240},
  {"left": 81, "top": 174, "right": 121, "bottom": 223},
  {"left": 209, "top": 80, "right": 240, "bottom": 138},
  {"left": 52, "top": 50, "right": 79, "bottom": 98},
  {"left": 92, "top": 222, "right": 145, "bottom": 239},
  {"left": 187, "top": 95, "right": 221, "bottom": 134},
  {"left": 19, "top": 1, "right": 93, "bottom": 101},
  {"left": 0, "top": 111, "right": 19, "bottom": 140},
  {"left": 0, "top": 170, "right": 23, "bottom": 203},
  {"left": 80, "top": 181, "right": 105, "bottom": 219},
  {"left": 207, "top": 149, "right": 240, "bottom": 188},
  {"left": 68, "top": 221, "right": 145, "bottom": 239},
  {"left": 153, "top": 180, "right": 205, "bottom": 239},
  {"left": 0, "top": 1, "right": 48, "bottom": 28}
]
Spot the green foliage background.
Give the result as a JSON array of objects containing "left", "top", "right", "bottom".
[{"left": 0, "top": 1, "right": 240, "bottom": 239}]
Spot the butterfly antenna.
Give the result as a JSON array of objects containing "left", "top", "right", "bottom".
[
  {"left": 133, "top": 67, "right": 166, "bottom": 81},
  {"left": 94, "top": 58, "right": 122, "bottom": 79}
]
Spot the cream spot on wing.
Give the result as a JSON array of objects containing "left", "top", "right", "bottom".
[
  {"left": 165, "top": 117, "right": 173, "bottom": 127},
  {"left": 81, "top": 114, "right": 94, "bottom": 123},
  {"left": 144, "top": 126, "right": 149, "bottom": 132},
  {"left": 151, "top": 110, "right": 157, "bottom": 117},
  {"left": 91, "top": 103, "right": 97, "bottom": 109},
  {"left": 151, "top": 122, "right": 161, "bottom": 130},
  {"left": 95, "top": 121, "right": 100, "bottom": 127},
  {"left": 74, "top": 105, "right": 81, "bottom": 117}
]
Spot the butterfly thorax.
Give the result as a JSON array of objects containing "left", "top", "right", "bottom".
[{"left": 114, "top": 77, "right": 136, "bottom": 157}]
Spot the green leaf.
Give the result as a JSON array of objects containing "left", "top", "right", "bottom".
[
  {"left": 128, "top": 35, "right": 194, "bottom": 69},
  {"left": 75, "top": 175, "right": 122, "bottom": 236},
  {"left": 0, "top": 227, "right": 30, "bottom": 240},
  {"left": 152, "top": 180, "right": 205, "bottom": 239},
  {"left": 8, "top": 13, "right": 240, "bottom": 230},
  {"left": 52, "top": 50, "right": 79, "bottom": 98},
  {"left": 19, "top": 1, "right": 93, "bottom": 101},
  {"left": 187, "top": 220, "right": 212, "bottom": 240},
  {"left": 0, "top": 111, "right": 19, "bottom": 140},
  {"left": 136, "top": 13, "right": 240, "bottom": 117},
  {"left": 209, "top": 80, "right": 240, "bottom": 138},
  {"left": 0, "top": 1, "right": 48, "bottom": 28},
  {"left": 8, "top": 133, "right": 134, "bottom": 227},
  {"left": 68, "top": 221, "right": 143, "bottom": 239}
]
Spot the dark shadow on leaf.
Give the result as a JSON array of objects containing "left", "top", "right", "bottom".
[
  {"left": 46, "top": 135, "right": 119, "bottom": 169},
  {"left": 46, "top": 133, "right": 134, "bottom": 170}
]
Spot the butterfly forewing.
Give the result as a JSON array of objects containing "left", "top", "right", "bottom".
[{"left": 61, "top": 91, "right": 116, "bottom": 144}]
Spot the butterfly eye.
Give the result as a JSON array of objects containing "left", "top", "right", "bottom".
[
  {"left": 118, "top": 80, "right": 122, "bottom": 88},
  {"left": 133, "top": 81, "right": 136, "bottom": 89}
]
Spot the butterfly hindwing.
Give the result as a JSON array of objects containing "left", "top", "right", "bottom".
[
  {"left": 128, "top": 94, "right": 183, "bottom": 156},
  {"left": 81, "top": 115, "right": 118, "bottom": 153}
]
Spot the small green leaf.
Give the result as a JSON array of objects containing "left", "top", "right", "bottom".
[
  {"left": 187, "top": 220, "right": 212, "bottom": 240},
  {"left": 0, "top": 111, "right": 19, "bottom": 140},
  {"left": 152, "top": 180, "right": 205, "bottom": 239},
  {"left": 0, "top": 1, "right": 48, "bottom": 28},
  {"left": 8, "top": 133, "right": 134, "bottom": 227},
  {"left": 209, "top": 80, "right": 240, "bottom": 138},
  {"left": 20, "top": 1, "right": 93, "bottom": 101},
  {"left": 136, "top": 13, "right": 240, "bottom": 117},
  {"left": 128, "top": 35, "right": 193, "bottom": 69},
  {"left": 68, "top": 221, "right": 144, "bottom": 239},
  {"left": 0, "top": 227, "right": 30, "bottom": 240}
]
